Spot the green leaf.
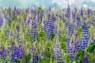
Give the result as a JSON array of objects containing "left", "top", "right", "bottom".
[
  {"left": 87, "top": 44, "right": 95, "bottom": 53},
  {"left": 37, "top": 32, "right": 46, "bottom": 41},
  {"left": 17, "top": 58, "right": 22, "bottom": 63},
  {"left": 25, "top": 53, "right": 31, "bottom": 63},
  {"left": 75, "top": 50, "right": 84, "bottom": 61}
]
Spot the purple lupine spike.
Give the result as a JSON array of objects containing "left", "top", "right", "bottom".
[
  {"left": 87, "top": 8, "right": 92, "bottom": 16},
  {"left": 72, "top": 12, "right": 76, "bottom": 19},
  {"left": 35, "top": 16, "right": 40, "bottom": 25},
  {"left": 52, "top": 16, "right": 56, "bottom": 22},
  {"left": 31, "top": 20, "right": 38, "bottom": 42},
  {"left": 59, "top": 15, "right": 66, "bottom": 23},
  {"left": 81, "top": 24, "right": 89, "bottom": 50},
  {"left": 33, "top": 53, "right": 39, "bottom": 63},
  {"left": 83, "top": 54, "right": 89, "bottom": 63},
  {"left": 16, "top": 25, "right": 20, "bottom": 32},
  {"left": 65, "top": 5, "right": 70, "bottom": 18},
  {"left": 11, "top": 44, "right": 23, "bottom": 63},
  {"left": 80, "top": 8, "right": 83, "bottom": 16},
  {"left": 0, "top": 47, "right": 3, "bottom": 57},
  {"left": 2, "top": 47, "right": 8, "bottom": 59},
  {"left": 5, "top": 14, "right": 9, "bottom": 20},
  {"left": 0, "top": 15, "right": 3, "bottom": 27},
  {"left": 68, "top": 23, "right": 74, "bottom": 35},
  {"left": 67, "top": 43, "right": 74, "bottom": 61},
  {"left": 26, "top": 17, "right": 31, "bottom": 25},
  {"left": 17, "top": 45, "right": 23, "bottom": 58},
  {"left": 0, "top": 46, "right": 9, "bottom": 60},
  {"left": 76, "top": 16, "right": 81, "bottom": 29},
  {"left": 31, "top": 10, "right": 36, "bottom": 17},
  {"left": 54, "top": 43, "right": 61, "bottom": 57},
  {"left": 74, "top": 7, "right": 77, "bottom": 13},
  {"left": 43, "top": 15, "right": 55, "bottom": 40}
]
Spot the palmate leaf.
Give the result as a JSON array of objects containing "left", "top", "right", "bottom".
[
  {"left": 88, "top": 53, "right": 94, "bottom": 63},
  {"left": 75, "top": 50, "right": 84, "bottom": 62},
  {"left": 77, "top": 27, "right": 82, "bottom": 38},
  {"left": 64, "top": 54, "right": 71, "bottom": 63},
  {"left": 37, "top": 31, "right": 46, "bottom": 41},
  {"left": 24, "top": 32, "right": 32, "bottom": 42},
  {"left": 87, "top": 44, "right": 95, "bottom": 53},
  {"left": 60, "top": 34, "right": 66, "bottom": 52},
  {"left": 51, "top": 34, "right": 55, "bottom": 40},
  {"left": 25, "top": 53, "right": 31, "bottom": 63},
  {"left": 43, "top": 42, "right": 52, "bottom": 59},
  {"left": 44, "top": 47, "right": 51, "bottom": 58},
  {"left": 39, "top": 57, "right": 44, "bottom": 63},
  {"left": 0, "top": 29, "right": 7, "bottom": 45},
  {"left": 49, "top": 58, "right": 53, "bottom": 63},
  {"left": 60, "top": 34, "right": 66, "bottom": 42},
  {"left": 16, "top": 58, "right": 22, "bottom": 63}
]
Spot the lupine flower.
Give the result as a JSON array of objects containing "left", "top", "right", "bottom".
[
  {"left": 16, "top": 25, "right": 20, "bottom": 32},
  {"left": 2, "top": 47, "right": 7, "bottom": 59},
  {"left": 43, "top": 15, "right": 55, "bottom": 40},
  {"left": 67, "top": 42, "right": 74, "bottom": 61},
  {"left": 31, "top": 20, "right": 38, "bottom": 41},
  {"left": 0, "top": 15, "right": 3, "bottom": 27},
  {"left": 26, "top": 17, "right": 31, "bottom": 25},
  {"left": 74, "top": 7, "right": 77, "bottom": 13},
  {"left": 83, "top": 54, "right": 89, "bottom": 63},
  {"left": 68, "top": 23, "right": 74, "bottom": 34},
  {"left": 80, "top": 8, "right": 83, "bottom": 16},
  {"left": 73, "top": 41, "right": 79, "bottom": 53},
  {"left": 81, "top": 24, "right": 89, "bottom": 49},
  {"left": 0, "top": 47, "right": 3, "bottom": 57},
  {"left": 31, "top": 10, "right": 37, "bottom": 17},
  {"left": 53, "top": 43, "right": 61, "bottom": 57},
  {"left": 5, "top": 14, "right": 8, "bottom": 19},
  {"left": 76, "top": 16, "right": 81, "bottom": 29},
  {"left": 33, "top": 53, "right": 39, "bottom": 63},
  {"left": 35, "top": 15, "right": 40, "bottom": 25},
  {"left": 72, "top": 12, "right": 76, "bottom": 19},
  {"left": 87, "top": 8, "right": 92, "bottom": 16},
  {"left": 59, "top": 15, "right": 66, "bottom": 24},
  {"left": 11, "top": 45, "right": 23, "bottom": 62},
  {"left": 65, "top": 5, "right": 70, "bottom": 18}
]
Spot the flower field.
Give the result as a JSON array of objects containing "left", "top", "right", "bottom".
[{"left": 0, "top": 6, "right": 95, "bottom": 63}]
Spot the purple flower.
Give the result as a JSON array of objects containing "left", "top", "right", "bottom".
[
  {"left": 80, "top": 8, "right": 83, "bottom": 16},
  {"left": 0, "top": 16, "right": 3, "bottom": 27},
  {"left": 11, "top": 44, "right": 23, "bottom": 62},
  {"left": 76, "top": 16, "right": 81, "bottom": 29},
  {"left": 83, "top": 54, "right": 89, "bottom": 63},
  {"left": 5, "top": 14, "right": 9, "bottom": 20},
  {"left": 87, "top": 8, "right": 92, "bottom": 15},
  {"left": 31, "top": 10, "right": 37, "bottom": 17},
  {"left": 16, "top": 25, "right": 20, "bottom": 32},
  {"left": 68, "top": 23, "right": 74, "bottom": 34},
  {"left": 31, "top": 20, "right": 38, "bottom": 42},
  {"left": 81, "top": 24, "right": 89, "bottom": 49},
  {"left": 65, "top": 5, "right": 70, "bottom": 18},
  {"left": 33, "top": 53, "right": 39, "bottom": 63},
  {"left": 43, "top": 19, "right": 55, "bottom": 40},
  {"left": 26, "top": 17, "right": 31, "bottom": 25},
  {"left": 72, "top": 12, "right": 76, "bottom": 19},
  {"left": 0, "top": 46, "right": 8, "bottom": 59}
]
